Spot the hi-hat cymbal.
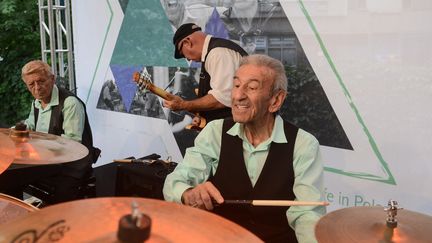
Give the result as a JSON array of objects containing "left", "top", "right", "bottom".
[
  {"left": 315, "top": 206, "right": 432, "bottom": 243},
  {"left": 0, "top": 197, "right": 263, "bottom": 242},
  {"left": 0, "top": 128, "right": 88, "bottom": 165},
  {"left": 0, "top": 133, "right": 14, "bottom": 174}
]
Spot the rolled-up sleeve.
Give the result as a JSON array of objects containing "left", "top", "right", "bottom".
[
  {"left": 163, "top": 120, "right": 224, "bottom": 203},
  {"left": 61, "top": 96, "right": 85, "bottom": 142},
  {"left": 205, "top": 48, "right": 243, "bottom": 107},
  {"left": 288, "top": 129, "right": 326, "bottom": 243}
]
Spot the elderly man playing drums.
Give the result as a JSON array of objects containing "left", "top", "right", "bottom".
[{"left": 164, "top": 54, "right": 326, "bottom": 242}]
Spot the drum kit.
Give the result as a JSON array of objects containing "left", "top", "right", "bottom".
[{"left": 1, "top": 126, "right": 432, "bottom": 242}]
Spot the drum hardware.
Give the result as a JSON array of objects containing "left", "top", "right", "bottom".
[
  {"left": 384, "top": 199, "right": 402, "bottom": 228},
  {"left": 23, "top": 195, "right": 43, "bottom": 208},
  {"left": 0, "top": 197, "right": 263, "bottom": 242},
  {"left": 9, "top": 122, "right": 30, "bottom": 142},
  {"left": 117, "top": 201, "right": 151, "bottom": 243}
]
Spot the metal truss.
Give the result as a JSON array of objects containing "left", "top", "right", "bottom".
[{"left": 38, "top": 0, "right": 75, "bottom": 92}]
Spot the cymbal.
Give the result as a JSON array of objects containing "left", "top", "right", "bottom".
[
  {"left": 0, "top": 128, "right": 88, "bottom": 165},
  {"left": 315, "top": 206, "right": 432, "bottom": 243},
  {"left": 0, "top": 197, "right": 263, "bottom": 242},
  {"left": 0, "top": 193, "right": 38, "bottom": 225},
  {"left": 0, "top": 133, "right": 14, "bottom": 174}
]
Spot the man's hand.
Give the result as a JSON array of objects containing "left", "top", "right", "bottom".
[
  {"left": 163, "top": 93, "right": 186, "bottom": 111},
  {"left": 181, "top": 182, "right": 224, "bottom": 210},
  {"left": 191, "top": 116, "right": 202, "bottom": 127}
]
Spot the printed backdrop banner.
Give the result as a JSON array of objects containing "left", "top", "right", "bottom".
[{"left": 72, "top": 0, "right": 432, "bottom": 214}]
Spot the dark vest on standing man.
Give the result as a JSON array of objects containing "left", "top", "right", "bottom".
[
  {"left": 210, "top": 118, "right": 299, "bottom": 243},
  {"left": 33, "top": 86, "right": 96, "bottom": 179},
  {"left": 198, "top": 37, "right": 248, "bottom": 122}
]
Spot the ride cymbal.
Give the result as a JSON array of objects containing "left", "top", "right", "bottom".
[
  {"left": 0, "top": 128, "right": 88, "bottom": 165},
  {"left": 0, "top": 197, "right": 263, "bottom": 242},
  {"left": 315, "top": 206, "right": 432, "bottom": 243}
]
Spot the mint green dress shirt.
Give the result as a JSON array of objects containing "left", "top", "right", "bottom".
[
  {"left": 163, "top": 115, "right": 326, "bottom": 243},
  {"left": 24, "top": 85, "right": 85, "bottom": 142}
]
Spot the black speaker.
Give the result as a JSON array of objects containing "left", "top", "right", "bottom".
[{"left": 115, "top": 160, "right": 177, "bottom": 199}]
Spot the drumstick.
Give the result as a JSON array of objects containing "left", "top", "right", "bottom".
[
  {"left": 113, "top": 159, "right": 156, "bottom": 163},
  {"left": 223, "top": 200, "right": 329, "bottom": 207}
]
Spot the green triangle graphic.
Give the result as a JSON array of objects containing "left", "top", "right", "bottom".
[
  {"left": 296, "top": 0, "right": 396, "bottom": 185},
  {"left": 110, "top": 0, "right": 187, "bottom": 67}
]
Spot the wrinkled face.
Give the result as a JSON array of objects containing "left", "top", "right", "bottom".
[
  {"left": 231, "top": 64, "right": 277, "bottom": 124},
  {"left": 177, "top": 37, "right": 201, "bottom": 61},
  {"left": 23, "top": 72, "right": 55, "bottom": 103}
]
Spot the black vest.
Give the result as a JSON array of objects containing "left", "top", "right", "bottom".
[
  {"left": 33, "top": 87, "right": 97, "bottom": 178},
  {"left": 210, "top": 118, "right": 299, "bottom": 243},
  {"left": 199, "top": 38, "right": 248, "bottom": 122}
]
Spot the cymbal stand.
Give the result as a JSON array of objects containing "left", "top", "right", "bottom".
[
  {"left": 117, "top": 201, "right": 152, "bottom": 242},
  {"left": 384, "top": 199, "right": 403, "bottom": 228}
]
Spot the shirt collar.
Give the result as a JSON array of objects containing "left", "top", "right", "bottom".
[
  {"left": 226, "top": 115, "right": 288, "bottom": 144},
  {"left": 34, "top": 84, "right": 59, "bottom": 110},
  {"left": 201, "top": 35, "right": 212, "bottom": 62}
]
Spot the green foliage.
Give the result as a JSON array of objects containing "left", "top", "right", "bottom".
[{"left": 0, "top": 0, "right": 41, "bottom": 127}]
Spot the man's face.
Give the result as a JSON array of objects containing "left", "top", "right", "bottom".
[
  {"left": 231, "top": 64, "right": 276, "bottom": 124},
  {"left": 177, "top": 37, "right": 201, "bottom": 61},
  {"left": 23, "top": 72, "right": 55, "bottom": 103}
]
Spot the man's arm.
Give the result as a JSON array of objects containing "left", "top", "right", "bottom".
[
  {"left": 163, "top": 48, "right": 242, "bottom": 112},
  {"left": 163, "top": 92, "right": 225, "bottom": 112},
  {"left": 61, "top": 96, "right": 85, "bottom": 142},
  {"left": 205, "top": 47, "right": 243, "bottom": 107},
  {"left": 287, "top": 129, "right": 326, "bottom": 243},
  {"left": 163, "top": 119, "right": 224, "bottom": 203}
]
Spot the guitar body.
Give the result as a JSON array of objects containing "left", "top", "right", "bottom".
[{"left": 184, "top": 118, "right": 207, "bottom": 131}]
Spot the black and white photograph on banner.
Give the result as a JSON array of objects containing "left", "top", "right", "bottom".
[{"left": 96, "top": 79, "right": 127, "bottom": 112}]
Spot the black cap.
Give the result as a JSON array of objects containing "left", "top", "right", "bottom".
[{"left": 173, "top": 23, "right": 202, "bottom": 59}]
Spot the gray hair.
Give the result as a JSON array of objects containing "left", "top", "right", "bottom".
[
  {"left": 21, "top": 60, "right": 53, "bottom": 79},
  {"left": 239, "top": 54, "right": 287, "bottom": 93}
]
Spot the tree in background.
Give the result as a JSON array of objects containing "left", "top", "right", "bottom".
[{"left": 0, "top": 0, "right": 40, "bottom": 127}]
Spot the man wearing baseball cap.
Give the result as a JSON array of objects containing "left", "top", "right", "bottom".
[{"left": 163, "top": 23, "right": 248, "bottom": 126}]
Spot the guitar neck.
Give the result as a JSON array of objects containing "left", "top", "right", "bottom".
[
  {"left": 146, "top": 83, "right": 171, "bottom": 100},
  {"left": 133, "top": 71, "right": 171, "bottom": 100}
]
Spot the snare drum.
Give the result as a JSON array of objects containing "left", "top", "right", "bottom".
[{"left": 0, "top": 193, "right": 38, "bottom": 225}]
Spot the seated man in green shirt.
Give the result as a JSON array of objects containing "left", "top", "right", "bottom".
[
  {"left": 163, "top": 54, "right": 326, "bottom": 242},
  {"left": 0, "top": 60, "right": 97, "bottom": 204}
]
